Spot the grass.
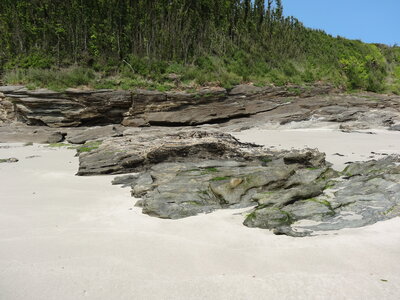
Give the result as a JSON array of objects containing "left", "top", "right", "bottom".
[
  {"left": 210, "top": 176, "right": 231, "bottom": 182},
  {"left": 324, "top": 182, "right": 336, "bottom": 190},
  {"left": 305, "top": 198, "right": 335, "bottom": 215},
  {"left": 46, "top": 140, "right": 102, "bottom": 153},
  {"left": 76, "top": 141, "right": 102, "bottom": 153},
  {"left": 2, "top": 43, "right": 399, "bottom": 94},
  {"left": 306, "top": 167, "right": 320, "bottom": 170},
  {"left": 201, "top": 167, "right": 219, "bottom": 175},
  {"left": 245, "top": 211, "right": 257, "bottom": 221},
  {"left": 4, "top": 67, "right": 96, "bottom": 91},
  {"left": 259, "top": 157, "right": 273, "bottom": 164},
  {"left": 383, "top": 205, "right": 399, "bottom": 216}
]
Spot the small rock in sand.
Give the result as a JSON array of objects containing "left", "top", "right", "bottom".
[{"left": 0, "top": 157, "right": 18, "bottom": 163}]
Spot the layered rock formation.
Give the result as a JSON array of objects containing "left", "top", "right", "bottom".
[
  {"left": 77, "top": 129, "right": 265, "bottom": 175},
  {"left": 109, "top": 139, "right": 400, "bottom": 236},
  {"left": 113, "top": 150, "right": 334, "bottom": 222},
  {"left": 0, "top": 84, "right": 335, "bottom": 127},
  {"left": 0, "top": 86, "right": 131, "bottom": 126},
  {"left": 245, "top": 156, "right": 400, "bottom": 236},
  {"left": 2, "top": 85, "right": 400, "bottom": 131},
  {"left": 2, "top": 84, "right": 400, "bottom": 237},
  {"left": 222, "top": 92, "right": 400, "bottom": 131}
]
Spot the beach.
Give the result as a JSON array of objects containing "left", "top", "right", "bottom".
[{"left": 1, "top": 128, "right": 400, "bottom": 300}]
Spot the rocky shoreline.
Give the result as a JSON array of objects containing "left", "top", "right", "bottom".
[
  {"left": 1, "top": 84, "right": 400, "bottom": 237},
  {"left": 0, "top": 84, "right": 336, "bottom": 127}
]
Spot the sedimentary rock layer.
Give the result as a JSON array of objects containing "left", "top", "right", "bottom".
[{"left": 0, "top": 84, "right": 334, "bottom": 127}]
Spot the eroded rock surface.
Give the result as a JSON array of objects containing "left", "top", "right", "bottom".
[
  {"left": 245, "top": 156, "right": 400, "bottom": 236},
  {"left": 99, "top": 128, "right": 400, "bottom": 236},
  {"left": 0, "top": 86, "right": 132, "bottom": 127},
  {"left": 2, "top": 85, "right": 400, "bottom": 131},
  {"left": 0, "top": 84, "right": 335, "bottom": 127},
  {"left": 112, "top": 148, "right": 332, "bottom": 220},
  {"left": 77, "top": 129, "right": 265, "bottom": 175},
  {"left": 221, "top": 92, "right": 400, "bottom": 131},
  {"left": 2, "top": 84, "right": 400, "bottom": 237}
]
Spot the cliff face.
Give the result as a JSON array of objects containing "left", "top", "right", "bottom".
[
  {"left": 0, "top": 86, "right": 132, "bottom": 127},
  {"left": 0, "top": 84, "right": 335, "bottom": 127}
]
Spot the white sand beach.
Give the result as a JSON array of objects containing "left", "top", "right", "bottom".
[
  {"left": 1, "top": 129, "right": 400, "bottom": 300},
  {"left": 234, "top": 128, "right": 400, "bottom": 170}
]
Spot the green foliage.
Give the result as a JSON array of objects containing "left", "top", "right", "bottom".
[
  {"left": 0, "top": 1, "right": 398, "bottom": 93},
  {"left": 339, "top": 45, "right": 387, "bottom": 91},
  {"left": 76, "top": 141, "right": 102, "bottom": 153},
  {"left": 201, "top": 167, "right": 220, "bottom": 175},
  {"left": 210, "top": 176, "right": 231, "bottom": 182},
  {"left": 4, "top": 67, "right": 96, "bottom": 91},
  {"left": 339, "top": 56, "right": 369, "bottom": 89},
  {"left": 4, "top": 53, "right": 55, "bottom": 69}
]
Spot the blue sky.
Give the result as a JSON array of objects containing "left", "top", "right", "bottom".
[{"left": 282, "top": 0, "right": 400, "bottom": 46}]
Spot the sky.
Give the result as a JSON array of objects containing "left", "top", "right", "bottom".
[{"left": 282, "top": 0, "right": 400, "bottom": 46}]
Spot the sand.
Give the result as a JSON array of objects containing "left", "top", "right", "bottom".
[
  {"left": 1, "top": 129, "right": 400, "bottom": 300},
  {"left": 233, "top": 128, "right": 400, "bottom": 171}
]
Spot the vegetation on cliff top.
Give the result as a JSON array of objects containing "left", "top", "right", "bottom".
[{"left": 0, "top": 0, "right": 399, "bottom": 93}]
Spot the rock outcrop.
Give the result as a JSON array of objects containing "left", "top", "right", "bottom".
[
  {"left": 113, "top": 150, "right": 333, "bottom": 220},
  {"left": 2, "top": 84, "right": 400, "bottom": 237},
  {"left": 0, "top": 86, "right": 132, "bottom": 127},
  {"left": 0, "top": 84, "right": 335, "bottom": 127},
  {"left": 77, "top": 128, "right": 266, "bottom": 175},
  {"left": 245, "top": 156, "right": 400, "bottom": 236},
  {"left": 95, "top": 128, "right": 400, "bottom": 237},
  {"left": 222, "top": 92, "right": 400, "bottom": 131},
  {"left": 2, "top": 85, "right": 400, "bottom": 131}
]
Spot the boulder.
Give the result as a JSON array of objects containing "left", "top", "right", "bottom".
[
  {"left": 389, "top": 124, "right": 400, "bottom": 131},
  {"left": 66, "top": 125, "right": 123, "bottom": 144},
  {"left": 0, "top": 157, "right": 18, "bottom": 163},
  {"left": 76, "top": 129, "right": 266, "bottom": 175},
  {"left": 121, "top": 117, "right": 149, "bottom": 127},
  {"left": 46, "top": 132, "right": 66, "bottom": 144},
  {"left": 245, "top": 156, "right": 400, "bottom": 236}
]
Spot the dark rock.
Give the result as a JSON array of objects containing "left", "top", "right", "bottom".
[
  {"left": 0, "top": 157, "right": 18, "bottom": 163},
  {"left": 229, "top": 85, "right": 263, "bottom": 96},
  {"left": 245, "top": 156, "right": 400, "bottom": 236},
  {"left": 283, "top": 150, "right": 327, "bottom": 167},
  {"left": 7, "top": 84, "right": 399, "bottom": 128},
  {"left": 25, "top": 89, "right": 62, "bottom": 97},
  {"left": 77, "top": 129, "right": 266, "bottom": 175},
  {"left": 0, "top": 98, "right": 16, "bottom": 124},
  {"left": 0, "top": 88, "right": 132, "bottom": 127},
  {"left": 103, "top": 128, "right": 400, "bottom": 237},
  {"left": 121, "top": 117, "right": 149, "bottom": 127},
  {"left": 64, "top": 88, "right": 112, "bottom": 94},
  {"left": 127, "top": 156, "right": 330, "bottom": 220},
  {"left": 389, "top": 124, "right": 400, "bottom": 131},
  {"left": 103, "top": 129, "right": 331, "bottom": 220},
  {"left": 0, "top": 86, "right": 26, "bottom": 93},
  {"left": 46, "top": 132, "right": 66, "bottom": 144},
  {"left": 0, "top": 124, "right": 72, "bottom": 144},
  {"left": 333, "top": 153, "right": 345, "bottom": 157},
  {"left": 66, "top": 125, "right": 123, "bottom": 144},
  {"left": 112, "top": 174, "right": 139, "bottom": 187}
]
